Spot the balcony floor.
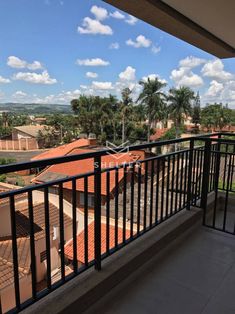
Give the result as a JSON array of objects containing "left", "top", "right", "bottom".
[{"left": 85, "top": 225, "right": 235, "bottom": 314}]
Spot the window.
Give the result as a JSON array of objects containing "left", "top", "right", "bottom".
[
  {"left": 40, "top": 251, "right": 47, "bottom": 263},
  {"left": 79, "top": 193, "right": 94, "bottom": 207}
]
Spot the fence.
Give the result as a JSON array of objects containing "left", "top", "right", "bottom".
[
  {"left": 0, "top": 139, "right": 38, "bottom": 151},
  {"left": 0, "top": 132, "right": 234, "bottom": 313}
]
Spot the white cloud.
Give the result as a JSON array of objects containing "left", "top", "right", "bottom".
[
  {"left": 0, "top": 91, "right": 5, "bottom": 98},
  {"left": 201, "top": 59, "right": 234, "bottom": 81},
  {"left": 125, "top": 15, "right": 138, "bottom": 25},
  {"left": 76, "top": 58, "right": 110, "bottom": 66},
  {"left": 90, "top": 5, "right": 108, "bottom": 21},
  {"left": 13, "top": 70, "right": 57, "bottom": 84},
  {"left": 205, "top": 80, "right": 224, "bottom": 98},
  {"left": 109, "top": 42, "right": 120, "bottom": 49},
  {"left": 86, "top": 71, "right": 98, "bottom": 78},
  {"left": 119, "top": 66, "right": 136, "bottom": 81},
  {"left": 7, "top": 56, "right": 43, "bottom": 70},
  {"left": 78, "top": 17, "right": 113, "bottom": 35},
  {"left": 92, "top": 81, "right": 114, "bottom": 90},
  {"left": 179, "top": 56, "right": 206, "bottom": 69},
  {"left": 110, "top": 11, "right": 125, "bottom": 19},
  {"left": 0, "top": 75, "right": 10, "bottom": 83},
  {"left": 170, "top": 56, "right": 204, "bottom": 88},
  {"left": 126, "top": 35, "right": 151, "bottom": 48},
  {"left": 151, "top": 45, "right": 161, "bottom": 54},
  {"left": 12, "top": 91, "right": 27, "bottom": 98}
]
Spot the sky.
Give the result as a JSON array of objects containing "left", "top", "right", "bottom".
[{"left": 0, "top": 0, "right": 234, "bottom": 107}]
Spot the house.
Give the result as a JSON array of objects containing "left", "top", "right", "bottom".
[
  {"left": 0, "top": 186, "right": 73, "bottom": 313},
  {"left": 64, "top": 221, "right": 131, "bottom": 266},
  {"left": 12, "top": 125, "right": 47, "bottom": 140},
  {"left": 31, "top": 138, "right": 98, "bottom": 161}
]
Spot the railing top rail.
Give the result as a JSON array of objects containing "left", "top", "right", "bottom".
[{"left": 0, "top": 132, "right": 223, "bottom": 174}]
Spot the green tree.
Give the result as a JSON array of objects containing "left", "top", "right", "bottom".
[
  {"left": 138, "top": 78, "right": 166, "bottom": 142},
  {"left": 168, "top": 86, "right": 194, "bottom": 138},
  {"left": 120, "top": 88, "right": 133, "bottom": 144},
  {"left": 192, "top": 91, "right": 201, "bottom": 132}
]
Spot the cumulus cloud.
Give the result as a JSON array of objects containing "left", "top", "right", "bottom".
[
  {"left": 110, "top": 11, "right": 125, "bottom": 19},
  {"left": 7, "top": 56, "right": 43, "bottom": 70},
  {"left": 13, "top": 70, "right": 57, "bottom": 84},
  {"left": 126, "top": 35, "right": 152, "bottom": 48},
  {"left": 201, "top": 59, "right": 234, "bottom": 81},
  {"left": 86, "top": 72, "right": 98, "bottom": 78},
  {"left": 12, "top": 91, "right": 27, "bottom": 98},
  {"left": 119, "top": 66, "right": 136, "bottom": 81},
  {"left": 0, "top": 75, "right": 10, "bottom": 83},
  {"left": 78, "top": 17, "right": 113, "bottom": 35},
  {"left": 109, "top": 42, "right": 120, "bottom": 49},
  {"left": 205, "top": 80, "right": 224, "bottom": 98},
  {"left": 92, "top": 81, "right": 114, "bottom": 90},
  {"left": 179, "top": 56, "right": 206, "bottom": 68},
  {"left": 125, "top": 15, "right": 138, "bottom": 25},
  {"left": 151, "top": 45, "right": 161, "bottom": 54},
  {"left": 90, "top": 5, "right": 108, "bottom": 21},
  {"left": 170, "top": 56, "right": 204, "bottom": 88},
  {"left": 76, "top": 58, "right": 110, "bottom": 66}
]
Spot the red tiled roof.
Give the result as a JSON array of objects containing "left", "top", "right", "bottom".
[
  {"left": 64, "top": 221, "right": 130, "bottom": 264},
  {"left": 33, "top": 149, "right": 145, "bottom": 195},
  {"left": 31, "top": 138, "right": 94, "bottom": 161},
  {"left": 150, "top": 128, "right": 169, "bottom": 141}
]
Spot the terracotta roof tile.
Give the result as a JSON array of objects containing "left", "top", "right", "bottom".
[
  {"left": 150, "top": 128, "right": 169, "bottom": 141},
  {"left": 31, "top": 139, "right": 94, "bottom": 161},
  {"left": 33, "top": 150, "right": 145, "bottom": 196},
  {"left": 64, "top": 222, "right": 130, "bottom": 264}
]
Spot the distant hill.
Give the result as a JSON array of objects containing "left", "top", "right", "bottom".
[{"left": 0, "top": 103, "right": 72, "bottom": 114}]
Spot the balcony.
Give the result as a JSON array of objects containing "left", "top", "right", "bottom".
[{"left": 0, "top": 133, "right": 234, "bottom": 314}]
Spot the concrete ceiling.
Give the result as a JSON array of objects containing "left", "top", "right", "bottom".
[{"left": 104, "top": 0, "right": 235, "bottom": 59}]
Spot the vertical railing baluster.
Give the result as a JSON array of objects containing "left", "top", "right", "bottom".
[
  {"left": 94, "top": 156, "right": 101, "bottom": 270},
  {"left": 114, "top": 168, "right": 119, "bottom": 248},
  {"left": 179, "top": 152, "right": 184, "bottom": 209},
  {"left": 106, "top": 171, "right": 110, "bottom": 253},
  {"left": 137, "top": 165, "right": 142, "bottom": 233},
  {"left": 28, "top": 191, "right": 37, "bottom": 300},
  {"left": 155, "top": 159, "right": 160, "bottom": 222},
  {"left": 44, "top": 187, "right": 51, "bottom": 289},
  {"left": 72, "top": 179, "right": 78, "bottom": 273},
  {"left": 174, "top": 154, "right": 180, "bottom": 212},
  {"left": 143, "top": 161, "right": 148, "bottom": 230},
  {"left": 212, "top": 136, "right": 221, "bottom": 228},
  {"left": 170, "top": 155, "right": 175, "bottom": 215},
  {"left": 84, "top": 176, "right": 88, "bottom": 266},
  {"left": 149, "top": 159, "right": 154, "bottom": 227},
  {"left": 223, "top": 154, "right": 232, "bottom": 231},
  {"left": 201, "top": 139, "right": 212, "bottom": 225},
  {"left": 59, "top": 183, "right": 65, "bottom": 281},
  {"left": 186, "top": 139, "right": 194, "bottom": 210},
  {"left": 160, "top": 158, "right": 165, "bottom": 221},
  {"left": 123, "top": 165, "right": 127, "bottom": 242},
  {"left": 130, "top": 164, "right": 135, "bottom": 238},
  {"left": 10, "top": 195, "right": 21, "bottom": 311},
  {"left": 183, "top": 151, "right": 188, "bottom": 208}
]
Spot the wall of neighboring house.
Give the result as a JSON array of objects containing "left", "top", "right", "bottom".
[
  {"left": 12, "top": 129, "right": 33, "bottom": 140},
  {"left": 1, "top": 274, "right": 32, "bottom": 313}
]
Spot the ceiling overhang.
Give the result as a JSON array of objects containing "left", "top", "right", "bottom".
[{"left": 104, "top": 0, "right": 235, "bottom": 59}]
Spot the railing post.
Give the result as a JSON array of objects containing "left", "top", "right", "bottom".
[
  {"left": 201, "top": 139, "right": 211, "bottom": 225},
  {"left": 94, "top": 155, "right": 102, "bottom": 271},
  {"left": 186, "top": 139, "right": 194, "bottom": 210}
]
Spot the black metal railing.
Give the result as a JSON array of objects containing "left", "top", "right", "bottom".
[{"left": 0, "top": 132, "right": 234, "bottom": 313}]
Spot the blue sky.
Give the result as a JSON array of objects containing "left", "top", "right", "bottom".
[{"left": 0, "top": 0, "right": 234, "bottom": 107}]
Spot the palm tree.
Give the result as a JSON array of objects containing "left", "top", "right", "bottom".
[
  {"left": 168, "top": 86, "right": 195, "bottom": 138},
  {"left": 138, "top": 78, "right": 166, "bottom": 142},
  {"left": 120, "top": 88, "right": 133, "bottom": 144}
]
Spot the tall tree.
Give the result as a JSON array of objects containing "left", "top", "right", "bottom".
[
  {"left": 120, "top": 88, "right": 133, "bottom": 144},
  {"left": 168, "top": 86, "right": 194, "bottom": 138},
  {"left": 138, "top": 78, "right": 166, "bottom": 142},
  {"left": 192, "top": 91, "right": 201, "bottom": 132}
]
